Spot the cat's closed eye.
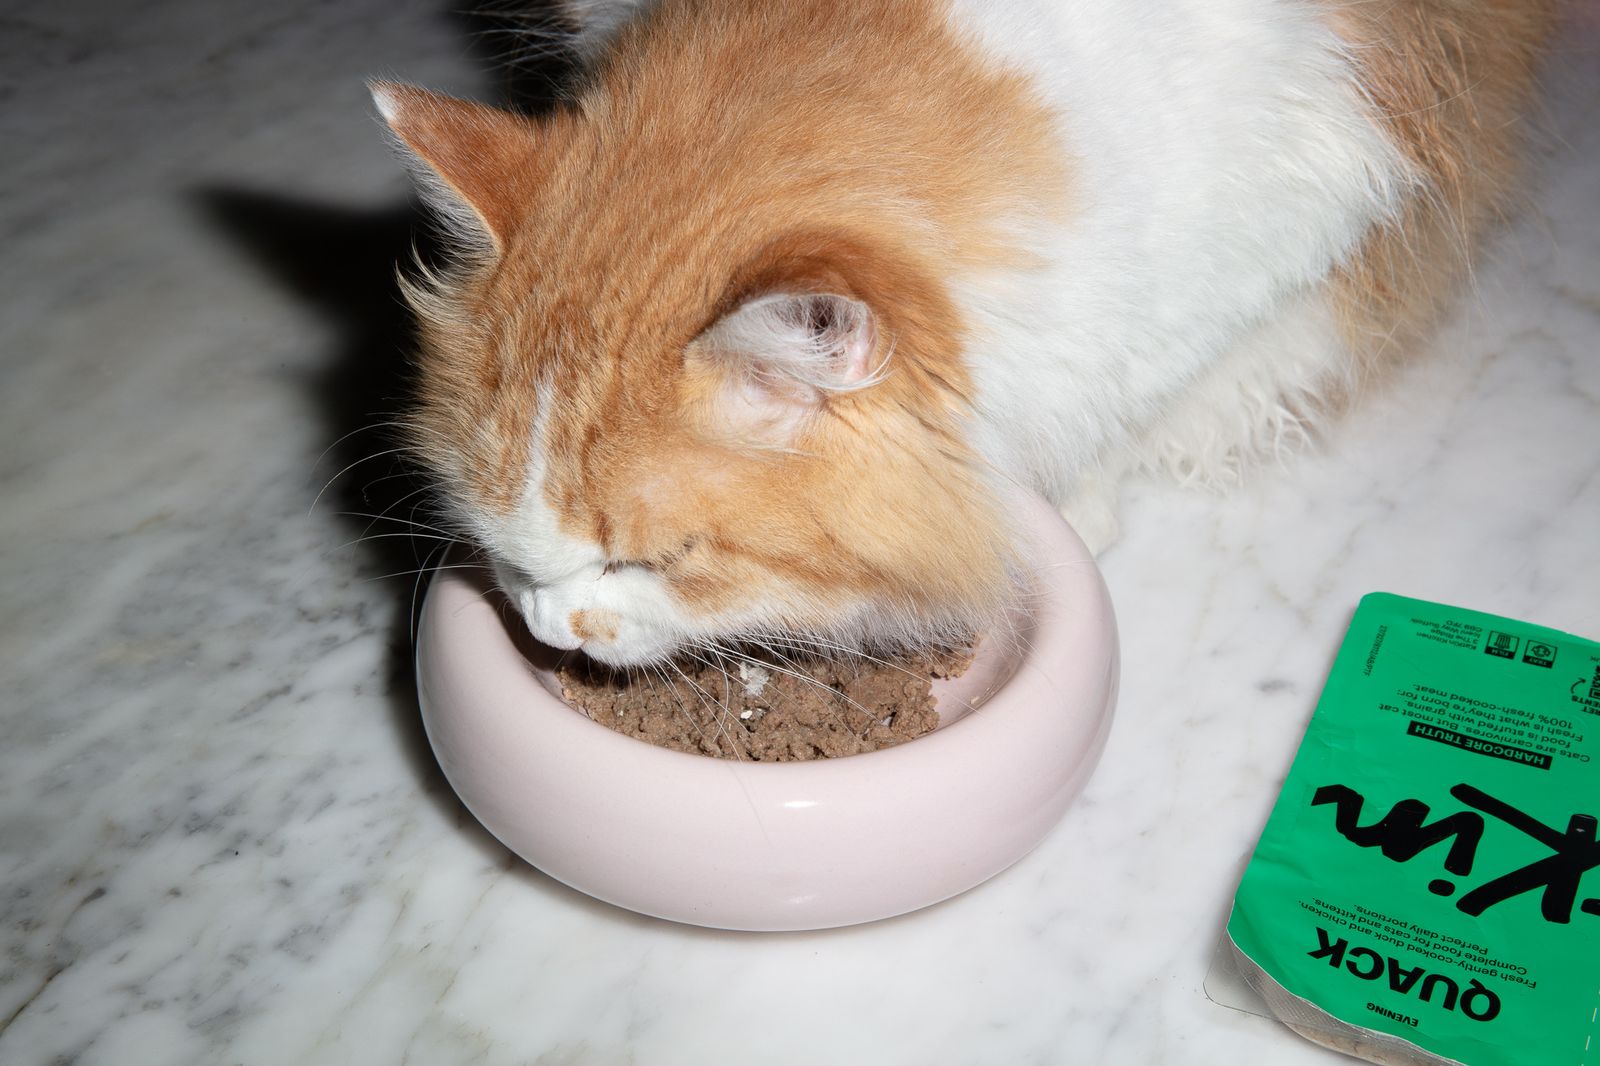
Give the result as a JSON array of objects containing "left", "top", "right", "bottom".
[{"left": 601, "top": 536, "right": 700, "bottom": 576}]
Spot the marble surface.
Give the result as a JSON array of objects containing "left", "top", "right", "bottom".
[{"left": 2, "top": 2, "right": 1596, "bottom": 1063}]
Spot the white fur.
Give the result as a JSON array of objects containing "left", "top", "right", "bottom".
[{"left": 943, "top": 0, "right": 1415, "bottom": 543}]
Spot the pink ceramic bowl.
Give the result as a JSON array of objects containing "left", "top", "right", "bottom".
[{"left": 415, "top": 493, "right": 1118, "bottom": 931}]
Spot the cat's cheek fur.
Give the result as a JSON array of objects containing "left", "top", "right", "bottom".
[{"left": 478, "top": 418, "right": 739, "bottom": 663}]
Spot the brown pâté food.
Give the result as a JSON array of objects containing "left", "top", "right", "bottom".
[{"left": 558, "top": 645, "right": 974, "bottom": 762}]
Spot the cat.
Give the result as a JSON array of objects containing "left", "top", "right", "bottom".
[{"left": 372, "top": 0, "right": 1551, "bottom": 667}]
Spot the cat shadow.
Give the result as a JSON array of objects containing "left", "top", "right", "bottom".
[
  {"left": 188, "top": 190, "right": 460, "bottom": 786},
  {"left": 187, "top": 187, "right": 634, "bottom": 920},
  {"left": 445, "top": 1, "right": 582, "bottom": 111},
  {"left": 180, "top": 2, "right": 640, "bottom": 930}
]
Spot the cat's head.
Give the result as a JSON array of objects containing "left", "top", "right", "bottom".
[{"left": 372, "top": 5, "right": 1059, "bottom": 666}]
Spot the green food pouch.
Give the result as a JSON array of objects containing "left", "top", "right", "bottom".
[{"left": 1227, "top": 592, "right": 1600, "bottom": 1066}]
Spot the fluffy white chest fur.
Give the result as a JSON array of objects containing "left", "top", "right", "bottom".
[{"left": 943, "top": 0, "right": 1417, "bottom": 543}]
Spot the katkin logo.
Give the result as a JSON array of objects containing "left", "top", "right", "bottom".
[{"left": 1312, "top": 783, "right": 1600, "bottom": 924}]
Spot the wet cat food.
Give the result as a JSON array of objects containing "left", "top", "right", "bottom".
[{"left": 558, "top": 646, "right": 973, "bottom": 761}]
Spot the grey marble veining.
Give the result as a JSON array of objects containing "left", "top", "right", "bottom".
[{"left": 2, "top": 2, "right": 1596, "bottom": 1063}]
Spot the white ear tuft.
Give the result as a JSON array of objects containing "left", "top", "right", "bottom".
[
  {"left": 369, "top": 82, "right": 402, "bottom": 124},
  {"left": 700, "top": 293, "right": 884, "bottom": 395}
]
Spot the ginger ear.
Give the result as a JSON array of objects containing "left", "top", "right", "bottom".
[{"left": 369, "top": 81, "right": 538, "bottom": 254}]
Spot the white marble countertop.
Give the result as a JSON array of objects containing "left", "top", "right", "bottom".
[{"left": 3, "top": 3, "right": 1596, "bottom": 1063}]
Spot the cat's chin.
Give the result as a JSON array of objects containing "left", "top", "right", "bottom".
[
  {"left": 515, "top": 611, "right": 681, "bottom": 668},
  {"left": 573, "top": 637, "right": 682, "bottom": 670}
]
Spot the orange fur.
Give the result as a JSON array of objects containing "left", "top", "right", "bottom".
[
  {"left": 386, "top": 0, "right": 1066, "bottom": 639},
  {"left": 568, "top": 608, "right": 620, "bottom": 643},
  {"left": 1326, "top": 0, "right": 1553, "bottom": 384}
]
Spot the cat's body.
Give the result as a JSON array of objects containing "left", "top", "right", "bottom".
[{"left": 375, "top": 0, "right": 1550, "bottom": 666}]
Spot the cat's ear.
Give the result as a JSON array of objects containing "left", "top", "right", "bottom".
[
  {"left": 690, "top": 291, "right": 885, "bottom": 444},
  {"left": 369, "top": 81, "right": 536, "bottom": 255},
  {"left": 699, "top": 292, "right": 883, "bottom": 394}
]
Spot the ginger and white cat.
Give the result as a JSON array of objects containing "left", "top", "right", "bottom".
[{"left": 373, "top": 0, "right": 1550, "bottom": 666}]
